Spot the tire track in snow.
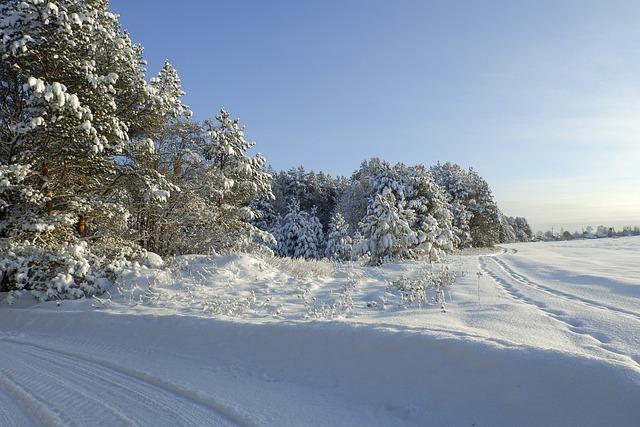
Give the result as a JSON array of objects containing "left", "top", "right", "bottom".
[
  {"left": 0, "top": 338, "right": 256, "bottom": 427},
  {"left": 0, "top": 385, "right": 41, "bottom": 427},
  {"left": 0, "top": 369, "right": 66, "bottom": 427},
  {"left": 490, "top": 255, "right": 640, "bottom": 322},
  {"left": 478, "top": 256, "right": 640, "bottom": 368},
  {"left": 2, "top": 346, "right": 142, "bottom": 426}
]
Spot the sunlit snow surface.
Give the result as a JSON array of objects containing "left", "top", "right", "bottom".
[{"left": 1, "top": 237, "right": 639, "bottom": 426}]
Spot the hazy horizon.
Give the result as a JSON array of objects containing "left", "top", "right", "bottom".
[{"left": 110, "top": 0, "right": 640, "bottom": 231}]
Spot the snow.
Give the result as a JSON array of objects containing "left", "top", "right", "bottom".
[{"left": 1, "top": 237, "right": 640, "bottom": 426}]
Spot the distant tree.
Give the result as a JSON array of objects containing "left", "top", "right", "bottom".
[
  {"left": 512, "top": 217, "right": 533, "bottom": 241},
  {"left": 498, "top": 212, "right": 517, "bottom": 243},
  {"left": 325, "top": 213, "right": 353, "bottom": 261}
]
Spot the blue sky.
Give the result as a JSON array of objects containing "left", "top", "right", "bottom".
[{"left": 109, "top": 0, "right": 640, "bottom": 231}]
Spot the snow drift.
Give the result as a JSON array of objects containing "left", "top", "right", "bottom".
[{"left": 2, "top": 307, "right": 639, "bottom": 427}]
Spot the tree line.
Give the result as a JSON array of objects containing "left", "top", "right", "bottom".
[
  {"left": 535, "top": 225, "right": 640, "bottom": 242},
  {"left": 257, "top": 161, "right": 532, "bottom": 264},
  {"left": 0, "top": 0, "right": 530, "bottom": 300}
]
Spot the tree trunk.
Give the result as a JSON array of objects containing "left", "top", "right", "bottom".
[
  {"left": 41, "top": 162, "right": 53, "bottom": 216},
  {"left": 77, "top": 215, "right": 86, "bottom": 237}
]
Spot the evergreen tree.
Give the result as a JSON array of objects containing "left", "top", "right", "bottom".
[
  {"left": 358, "top": 192, "right": 416, "bottom": 266},
  {"left": 498, "top": 211, "right": 517, "bottom": 243},
  {"left": 274, "top": 201, "right": 324, "bottom": 259},
  {"left": 0, "top": 0, "right": 183, "bottom": 299},
  {"left": 325, "top": 213, "right": 353, "bottom": 261},
  {"left": 334, "top": 158, "right": 388, "bottom": 233},
  {"left": 308, "top": 207, "right": 325, "bottom": 256},
  {"left": 405, "top": 166, "right": 454, "bottom": 261},
  {"left": 430, "top": 162, "right": 473, "bottom": 248},
  {"left": 465, "top": 168, "right": 501, "bottom": 246},
  {"left": 198, "top": 109, "right": 275, "bottom": 251},
  {"left": 512, "top": 216, "right": 533, "bottom": 242}
]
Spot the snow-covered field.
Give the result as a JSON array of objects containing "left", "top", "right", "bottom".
[{"left": 1, "top": 237, "right": 639, "bottom": 426}]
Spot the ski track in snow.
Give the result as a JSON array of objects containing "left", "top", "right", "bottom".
[
  {"left": 0, "top": 338, "right": 249, "bottom": 427},
  {"left": 479, "top": 253, "right": 640, "bottom": 367}
]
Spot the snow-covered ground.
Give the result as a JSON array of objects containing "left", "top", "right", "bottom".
[{"left": 1, "top": 237, "right": 639, "bottom": 426}]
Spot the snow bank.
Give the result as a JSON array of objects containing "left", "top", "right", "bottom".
[{"left": 2, "top": 308, "right": 638, "bottom": 426}]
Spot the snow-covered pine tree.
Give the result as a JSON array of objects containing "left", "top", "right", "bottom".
[
  {"left": 308, "top": 207, "right": 325, "bottom": 256},
  {"left": 0, "top": 0, "right": 184, "bottom": 299},
  {"left": 325, "top": 213, "right": 353, "bottom": 261},
  {"left": 274, "top": 201, "right": 302, "bottom": 257},
  {"left": 430, "top": 162, "right": 474, "bottom": 248},
  {"left": 405, "top": 165, "right": 454, "bottom": 261},
  {"left": 249, "top": 198, "right": 279, "bottom": 239},
  {"left": 368, "top": 162, "right": 406, "bottom": 202},
  {"left": 351, "top": 231, "right": 364, "bottom": 260},
  {"left": 130, "top": 118, "right": 209, "bottom": 255},
  {"left": 295, "top": 209, "right": 323, "bottom": 259},
  {"left": 358, "top": 192, "right": 416, "bottom": 266},
  {"left": 498, "top": 211, "right": 517, "bottom": 243},
  {"left": 511, "top": 216, "right": 533, "bottom": 242},
  {"left": 465, "top": 168, "right": 501, "bottom": 247},
  {"left": 269, "top": 167, "right": 346, "bottom": 233},
  {"left": 197, "top": 109, "right": 275, "bottom": 252},
  {"left": 274, "top": 200, "right": 323, "bottom": 259},
  {"left": 125, "top": 60, "right": 192, "bottom": 253},
  {"left": 334, "top": 158, "right": 388, "bottom": 233}
]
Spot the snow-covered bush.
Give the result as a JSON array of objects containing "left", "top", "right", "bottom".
[
  {"left": 431, "top": 264, "right": 456, "bottom": 312},
  {"left": 384, "top": 264, "right": 456, "bottom": 311},
  {"left": 386, "top": 274, "right": 431, "bottom": 308},
  {"left": 260, "top": 252, "right": 333, "bottom": 280},
  {"left": 1, "top": 239, "right": 144, "bottom": 301},
  {"left": 305, "top": 281, "right": 356, "bottom": 319}
]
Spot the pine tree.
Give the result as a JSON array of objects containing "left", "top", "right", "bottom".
[
  {"left": 511, "top": 216, "right": 533, "bottom": 242},
  {"left": 430, "top": 162, "right": 473, "bottom": 248},
  {"left": 405, "top": 166, "right": 454, "bottom": 261},
  {"left": 0, "top": 0, "right": 185, "bottom": 299},
  {"left": 197, "top": 109, "right": 275, "bottom": 251},
  {"left": 307, "top": 207, "right": 325, "bottom": 256},
  {"left": 334, "top": 158, "right": 388, "bottom": 233},
  {"left": 358, "top": 192, "right": 416, "bottom": 266},
  {"left": 430, "top": 162, "right": 502, "bottom": 248},
  {"left": 295, "top": 210, "right": 323, "bottom": 259},
  {"left": 466, "top": 168, "right": 500, "bottom": 247},
  {"left": 498, "top": 211, "right": 517, "bottom": 243},
  {"left": 274, "top": 201, "right": 323, "bottom": 259},
  {"left": 325, "top": 213, "right": 353, "bottom": 261},
  {"left": 351, "top": 231, "right": 365, "bottom": 260}
]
